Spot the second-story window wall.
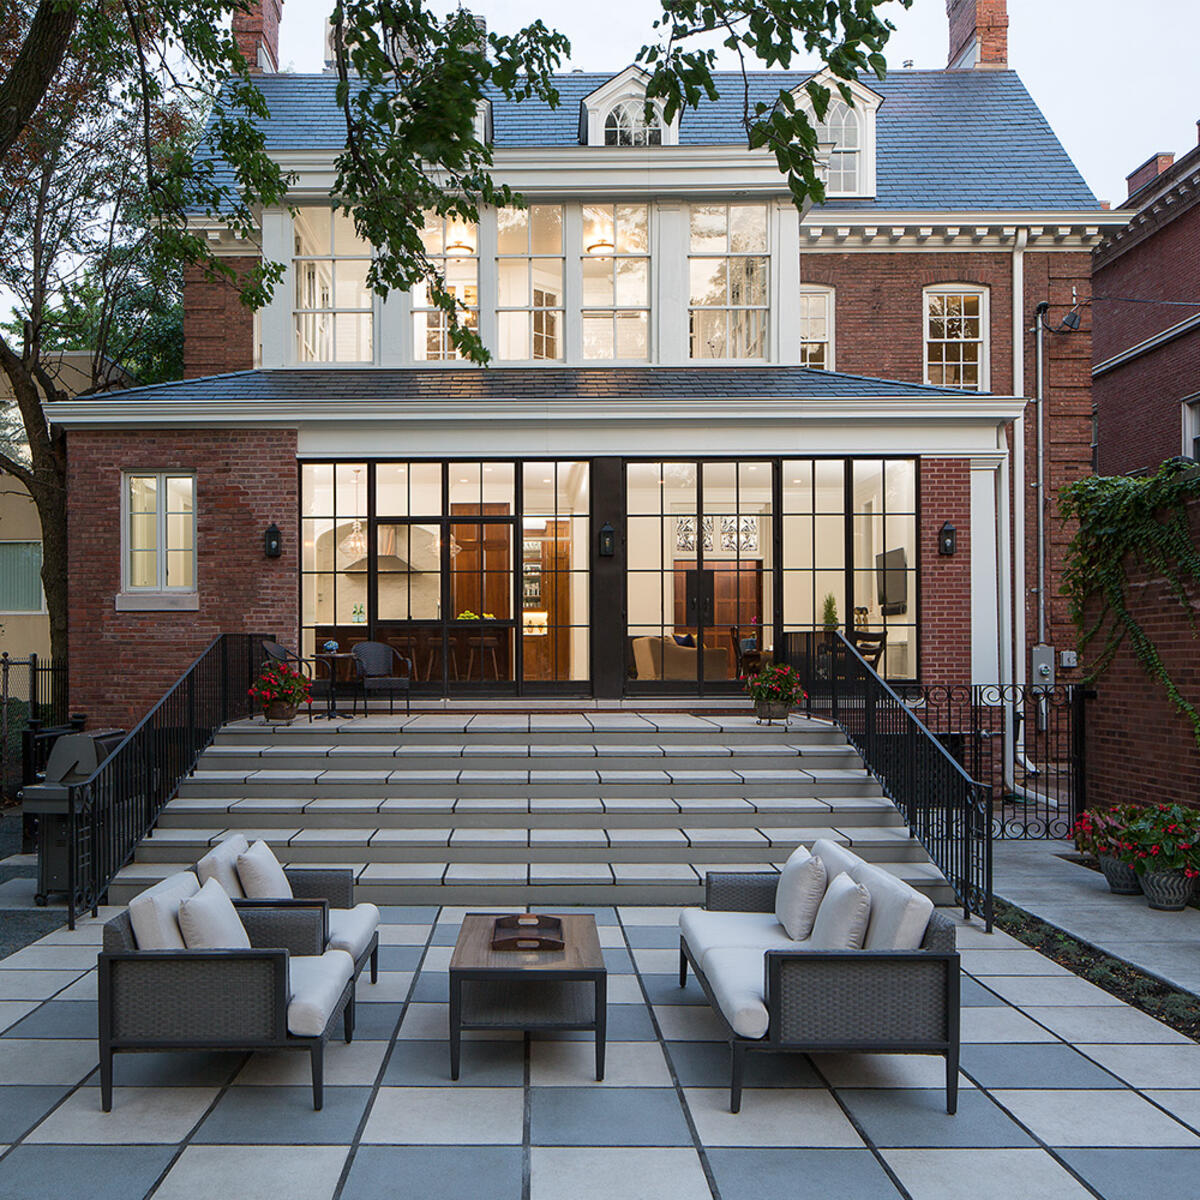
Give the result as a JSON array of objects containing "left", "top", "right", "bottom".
[
  {"left": 293, "top": 208, "right": 374, "bottom": 362},
  {"left": 497, "top": 205, "right": 564, "bottom": 361},
  {"left": 414, "top": 212, "right": 479, "bottom": 361},
  {"left": 924, "top": 286, "right": 988, "bottom": 390},
  {"left": 799, "top": 286, "right": 834, "bottom": 370},
  {"left": 581, "top": 203, "right": 651, "bottom": 360},
  {"left": 688, "top": 204, "right": 769, "bottom": 360}
]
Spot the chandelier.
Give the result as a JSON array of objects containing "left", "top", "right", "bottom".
[{"left": 339, "top": 469, "right": 369, "bottom": 561}]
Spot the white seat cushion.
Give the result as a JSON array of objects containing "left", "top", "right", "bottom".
[
  {"left": 236, "top": 840, "right": 293, "bottom": 900},
  {"left": 848, "top": 862, "right": 934, "bottom": 951},
  {"left": 774, "top": 846, "right": 827, "bottom": 941},
  {"left": 809, "top": 837, "right": 865, "bottom": 885},
  {"left": 128, "top": 871, "right": 199, "bottom": 950},
  {"left": 177, "top": 877, "right": 251, "bottom": 950},
  {"left": 196, "top": 833, "right": 250, "bottom": 898},
  {"left": 679, "top": 908, "right": 795, "bottom": 969},
  {"left": 701, "top": 946, "right": 770, "bottom": 1039},
  {"left": 288, "top": 950, "right": 354, "bottom": 1037},
  {"left": 328, "top": 904, "right": 381, "bottom": 961},
  {"left": 808, "top": 871, "right": 872, "bottom": 950}
]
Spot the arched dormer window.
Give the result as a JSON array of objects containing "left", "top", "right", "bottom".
[
  {"left": 814, "top": 100, "right": 860, "bottom": 195},
  {"left": 793, "top": 70, "right": 882, "bottom": 198},
  {"left": 604, "top": 99, "right": 662, "bottom": 147}
]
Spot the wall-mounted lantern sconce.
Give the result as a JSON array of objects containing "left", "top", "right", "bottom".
[
  {"left": 264, "top": 523, "right": 282, "bottom": 559},
  {"left": 598, "top": 522, "right": 616, "bottom": 558},
  {"left": 938, "top": 521, "right": 957, "bottom": 557}
]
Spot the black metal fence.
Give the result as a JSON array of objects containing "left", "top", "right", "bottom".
[
  {"left": 782, "top": 632, "right": 993, "bottom": 927},
  {"left": 58, "top": 634, "right": 269, "bottom": 927},
  {"left": 1, "top": 653, "right": 69, "bottom": 803}
]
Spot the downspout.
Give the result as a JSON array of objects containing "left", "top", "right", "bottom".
[
  {"left": 1034, "top": 299, "right": 1049, "bottom": 648},
  {"left": 1007, "top": 229, "right": 1028, "bottom": 792}
]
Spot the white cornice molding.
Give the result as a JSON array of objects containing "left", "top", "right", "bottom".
[{"left": 1093, "top": 311, "right": 1200, "bottom": 378}]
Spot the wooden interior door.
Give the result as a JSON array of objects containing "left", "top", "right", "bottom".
[
  {"left": 450, "top": 503, "right": 513, "bottom": 680},
  {"left": 521, "top": 517, "right": 572, "bottom": 682},
  {"left": 673, "top": 559, "right": 763, "bottom": 678}
]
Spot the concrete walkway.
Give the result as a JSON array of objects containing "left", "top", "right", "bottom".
[{"left": 993, "top": 839, "right": 1200, "bottom": 996}]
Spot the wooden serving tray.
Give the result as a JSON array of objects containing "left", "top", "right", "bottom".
[{"left": 490, "top": 914, "right": 565, "bottom": 952}]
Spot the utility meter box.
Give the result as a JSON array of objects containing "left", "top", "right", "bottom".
[{"left": 1031, "top": 643, "right": 1056, "bottom": 689}]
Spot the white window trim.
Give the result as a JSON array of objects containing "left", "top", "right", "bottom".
[
  {"left": 580, "top": 66, "right": 680, "bottom": 147},
  {"left": 412, "top": 214, "right": 480, "bottom": 363},
  {"left": 0, "top": 539, "right": 46, "bottom": 615},
  {"left": 799, "top": 284, "right": 836, "bottom": 371},
  {"left": 923, "top": 283, "right": 990, "bottom": 392},
  {"left": 580, "top": 202, "right": 654, "bottom": 363},
  {"left": 119, "top": 471, "right": 198, "bottom": 605},
  {"left": 1184, "top": 395, "right": 1200, "bottom": 460},
  {"left": 792, "top": 69, "right": 881, "bottom": 200},
  {"left": 496, "top": 205, "right": 567, "bottom": 363}
]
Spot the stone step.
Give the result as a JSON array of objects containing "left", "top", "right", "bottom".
[
  {"left": 133, "top": 823, "right": 924, "bottom": 865},
  {"left": 156, "top": 793, "right": 902, "bottom": 830},
  {"left": 107, "top": 856, "right": 956, "bottom": 908}
]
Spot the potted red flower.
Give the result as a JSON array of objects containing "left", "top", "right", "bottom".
[
  {"left": 1120, "top": 804, "right": 1200, "bottom": 911},
  {"left": 249, "top": 661, "right": 312, "bottom": 723},
  {"left": 1070, "top": 804, "right": 1143, "bottom": 895},
  {"left": 744, "top": 663, "right": 806, "bottom": 724}
]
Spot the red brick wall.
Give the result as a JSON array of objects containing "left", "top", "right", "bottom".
[
  {"left": 67, "top": 429, "right": 299, "bottom": 727},
  {"left": 232, "top": 0, "right": 282, "bottom": 71},
  {"left": 1086, "top": 499, "right": 1200, "bottom": 809},
  {"left": 919, "top": 458, "right": 972, "bottom": 687},
  {"left": 946, "top": 0, "right": 1008, "bottom": 66},
  {"left": 182, "top": 257, "right": 257, "bottom": 379}
]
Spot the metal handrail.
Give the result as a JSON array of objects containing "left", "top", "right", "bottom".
[
  {"left": 61, "top": 633, "right": 270, "bottom": 927},
  {"left": 784, "top": 631, "right": 993, "bottom": 928}
]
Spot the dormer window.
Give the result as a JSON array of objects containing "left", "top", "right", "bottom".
[
  {"left": 604, "top": 100, "right": 662, "bottom": 147},
  {"left": 794, "top": 70, "right": 882, "bottom": 199},
  {"left": 814, "top": 100, "right": 860, "bottom": 195}
]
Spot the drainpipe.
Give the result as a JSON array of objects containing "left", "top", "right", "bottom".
[
  {"left": 1034, "top": 299, "right": 1049, "bottom": 649},
  {"left": 1006, "top": 230, "right": 1028, "bottom": 793}
]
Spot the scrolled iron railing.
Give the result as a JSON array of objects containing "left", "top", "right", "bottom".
[
  {"left": 60, "top": 633, "right": 270, "bottom": 927},
  {"left": 782, "top": 631, "right": 993, "bottom": 929}
]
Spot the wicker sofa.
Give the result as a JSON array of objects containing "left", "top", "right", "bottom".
[{"left": 679, "top": 839, "right": 960, "bottom": 1114}]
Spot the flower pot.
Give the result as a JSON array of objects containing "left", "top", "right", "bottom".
[
  {"left": 1098, "top": 855, "right": 1142, "bottom": 896},
  {"left": 754, "top": 700, "right": 791, "bottom": 723},
  {"left": 264, "top": 700, "right": 298, "bottom": 723},
  {"left": 1141, "top": 869, "right": 1194, "bottom": 911}
]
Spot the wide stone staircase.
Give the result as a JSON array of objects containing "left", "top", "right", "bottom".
[{"left": 107, "top": 711, "right": 954, "bottom": 907}]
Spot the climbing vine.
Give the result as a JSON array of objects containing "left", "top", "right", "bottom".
[{"left": 1060, "top": 458, "right": 1200, "bottom": 747}]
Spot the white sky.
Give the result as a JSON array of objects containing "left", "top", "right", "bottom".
[{"left": 278, "top": 0, "right": 1200, "bottom": 208}]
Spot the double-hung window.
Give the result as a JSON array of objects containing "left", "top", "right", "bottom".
[
  {"left": 0, "top": 542, "right": 43, "bottom": 612},
  {"left": 689, "top": 204, "right": 769, "bottom": 360},
  {"left": 414, "top": 212, "right": 479, "bottom": 361},
  {"left": 581, "top": 203, "right": 650, "bottom": 360},
  {"left": 293, "top": 208, "right": 374, "bottom": 363},
  {"left": 799, "top": 286, "right": 835, "bottom": 370},
  {"left": 924, "top": 286, "right": 988, "bottom": 390},
  {"left": 124, "top": 473, "right": 196, "bottom": 592},
  {"left": 814, "top": 100, "right": 861, "bottom": 195},
  {"left": 497, "top": 205, "right": 564, "bottom": 361}
]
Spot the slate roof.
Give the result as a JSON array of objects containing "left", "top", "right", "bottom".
[
  {"left": 217, "top": 68, "right": 1097, "bottom": 211},
  {"left": 76, "top": 365, "right": 992, "bottom": 404}
]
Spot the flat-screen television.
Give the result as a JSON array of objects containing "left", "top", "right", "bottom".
[{"left": 876, "top": 547, "right": 908, "bottom": 616}]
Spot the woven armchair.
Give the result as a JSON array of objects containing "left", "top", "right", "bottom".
[
  {"left": 681, "top": 871, "right": 960, "bottom": 1114},
  {"left": 351, "top": 641, "right": 413, "bottom": 715},
  {"left": 98, "top": 902, "right": 354, "bottom": 1112}
]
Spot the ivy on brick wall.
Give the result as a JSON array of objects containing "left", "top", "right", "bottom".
[{"left": 1061, "top": 458, "right": 1200, "bottom": 747}]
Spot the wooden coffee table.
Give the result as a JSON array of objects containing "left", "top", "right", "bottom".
[{"left": 448, "top": 913, "right": 607, "bottom": 1081}]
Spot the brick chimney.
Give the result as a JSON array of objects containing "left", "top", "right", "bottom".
[
  {"left": 1125, "top": 153, "right": 1176, "bottom": 198},
  {"left": 946, "top": 0, "right": 1008, "bottom": 69},
  {"left": 233, "top": 0, "right": 283, "bottom": 73}
]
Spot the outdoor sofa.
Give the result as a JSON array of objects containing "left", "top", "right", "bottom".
[{"left": 679, "top": 837, "right": 960, "bottom": 1114}]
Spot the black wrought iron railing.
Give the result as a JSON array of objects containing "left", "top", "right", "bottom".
[
  {"left": 782, "top": 631, "right": 993, "bottom": 928},
  {"left": 59, "top": 633, "right": 270, "bottom": 927}
]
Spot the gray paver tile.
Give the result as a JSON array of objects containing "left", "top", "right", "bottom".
[
  {"left": 234, "top": 1039, "right": 388, "bottom": 1086},
  {"left": 530, "top": 1041, "right": 671, "bottom": 1088},
  {"left": 666, "top": 1042, "right": 820, "bottom": 1089},
  {"left": 814, "top": 1053, "right": 975, "bottom": 1090},
  {"left": 836, "top": 1088, "right": 1035, "bottom": 1148},
  {"left": 3, "top": 1002, "right": 100, "bottom": 1040},
  {"left": 707, "top": 1149, "right": 899, "bottom": 1200},
  {"left": 152, "top": 1145, "right": 349, "bottom": 1200},
  {"left": 0, "top": 971, "right": 85, "bottom": 1001},
  {"left": 993, "top": 1087, "right": 1200, "bottom": 1147},
  {"left": 0, "top": 1039, "right": 98, "bottom": 1085},
  {"left": 383, "top": 1040, "right": 524, "bottom": 1087},
  {"left": 530, "top": 1147, "right": 711, "bottom": 1200},
  {"left": 882, "top": 1148, "right": 1095, "bottom": 1200},
  {"left": 960, "top": 1043, "right": 1125, "bottom": 1090},
  {"left": 976, "top": 974, "right": 1126, "bottom": 1007},
  {"left": 1079, "top": 1043, "right": 1200, "bottom": 1089},
  {"left": 529, "top": 1086, "right": 692, "bottom": 1146},
  {"left": 25, "top": 1086, "right": 218, "bottom": 1143},
  {"left": 361, "top": 1086, "right": 524, "bottom": 1144},
  {"left": 0, "top": 1146, "right": 176, "bottom": 1200},
  {"left": 1058, "top": 1149, "right": 1200, "bottom": 1200},
  {"left": 0, "top": 1085, "right": 71, "bottom": 1142},
  {"left": 194, "top": 1085, "right": 372, "bottom": 1144},
  {"left": 1024, "top": 1005, "right": 1193, "bottom": 1045},
  {"left": 1143, "top": 1090, "right": 1200, "bottom": 1130},
  {"left": 341, "top": 1146, "right": 523, "bottom": 1200},
  {"left": 686, "top": 1087, "right": 864, "bottom": 1147},
  {"left": 653, "top": 1004, "right": 728, "bottom": 1042}
]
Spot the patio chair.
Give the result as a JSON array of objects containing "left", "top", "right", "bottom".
[
  {"left": 849, "top": 629, "right": 886, "bottom": 672},
  {"left": 99, "top": 873, "right": 355, "bottom": 1111},
  {"left": 261, "top": 639, "right": 331, "bottom": 720},
  {"left": 351, "top": 640, "right": 414, "bottom": 714}
]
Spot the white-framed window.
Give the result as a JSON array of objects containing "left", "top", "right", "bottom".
[
  {"left": 497, "top": 205, "right": 564, "bottom": 361},
  {"left": 814, "top": 100, "right": 861, "bottom": 195},
  {"left": 688, "top": 204, "right": 769, "bottom": 360},
  {"left": 293, "top": 207, "right": 374, "bottom": 363},
  {"left": 414, "top": 212, "right": 479, "bottom": 361},
  {"left": 123, "top": 473, "right": 196, "bottom": 592},
  {"left": 1184, "top": 397, "right": 1200, "bottom": 461},
  {"left": 581, "top": 203, "right": 651, "bottom": 360},
  {"left": 924, "top": 285, "right": 989, "bottom": 391},
  {"left": 800, "top": 285, "right": 835, "bottom": 370},
  {"left": 0, "top": 542, "right": 44, "bottom": 612},
  {"left": 604, "top": 99, "right": 662, "bottom": 146},
  {"left": 793, "top": 70, "right": 880, "bottom": 198}
]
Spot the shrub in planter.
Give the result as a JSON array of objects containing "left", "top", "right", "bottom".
[
  {"left": 1119, "top": 804, "right": 1200, "bottom": 911},
  {"left": 744, "top": 663, "right": 806, "bottom": 722},
  {"left": 249, "top": 661, "right": 312, "bottom": 721}
]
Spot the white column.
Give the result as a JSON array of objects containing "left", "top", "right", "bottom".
[
  {"left": 259, "top": 209, "right": 291, "bottom": 368},
  {"left": 970, "top": 456, "right": 1004, "bottom": 685},
  {"left": 774, "top": 198, "right": 802, "bottom": 365},
  {"left": 564, "top": 203, "right": 584, "bottom": 364},
  {"left": 477, "top": 205, "right": 498, "bottom": 360},
  {"left": 377, "top": 286, "right": 410, "bottom": 366},
  {"left": 655, "top": 200, "right": 688, "bottom": 364}
]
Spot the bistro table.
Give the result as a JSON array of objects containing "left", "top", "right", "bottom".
[
  {"left": 448, "top": 913, "right": 607, "bottom": 1081},
  {"left": 312, "top": 651, "right": 357, "bottom": 720}
]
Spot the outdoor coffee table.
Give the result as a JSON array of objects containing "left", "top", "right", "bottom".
[{"left": 448, "top": 913, "right": 607, "bottom": 1080}]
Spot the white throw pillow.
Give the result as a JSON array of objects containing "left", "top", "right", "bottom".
[
  {"left": 808, "top": 871, "right": 872, "bottom": 950},
  {"left": 852, "top": 862, "right": 934, "bottom": 951},
  {"left": 196, "top": 833, "right": 249, "bottom": 898},
  {"left": 774, "top": 846, "right": 827, "bottom": 941},
  {"left": 128, "top": 871, "right": 199, "bottom": 950},
  {"left": 177, "top": 877, "right": 251, "bottom": 950},
  {"left": 237, "top": 840, "right": 293, "bottom": 900}
]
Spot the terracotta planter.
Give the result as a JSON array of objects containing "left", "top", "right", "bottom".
[
  {"left": 1141, "top": 869, "right": 1194, "bottom": 912},
  {"left": 1098, "top": 855, "right": 1142, "bottom": 896},
  {"left": 754, "top": 700, "right": 791, "bottom": 723},
  {"left": 264, "top": 700, "right": 299, "bottom": 723}
]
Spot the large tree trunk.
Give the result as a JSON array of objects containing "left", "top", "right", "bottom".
[
  {"left": 0, "top": 0, "right": 79, "bottom": 165},
  {"left": 32, "top": 463, "right": 68, "bottom": 666}
]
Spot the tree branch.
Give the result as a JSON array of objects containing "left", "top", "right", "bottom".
[{"left": 0, "top": 0, "right": 80, "bottom": 162}]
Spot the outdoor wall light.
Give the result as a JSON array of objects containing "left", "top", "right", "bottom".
[
  {"left": 264, "top": 523, "right": 283, "bottom": 558},
  {"left": 598, "top": 523, "right": 616, "bottom": 557},
  {"left": 938, "top": 521, "right": 957, "bottom": 557}
]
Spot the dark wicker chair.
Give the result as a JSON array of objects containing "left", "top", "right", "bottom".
[
  {"left": 351, "top": 641, "right": 413, "bottom": 714},
  {"left": 261, "top": 639, "right": 331, "bottom": 720},
  {"left": 849, "top": 629, "right": 887, "bottom": 672},
  {"left": 680, "top": 871, "right": 960, "bottom": 1114},
  {"left": 98, "top": 901, "right": 354, "bottom": 1111}
]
